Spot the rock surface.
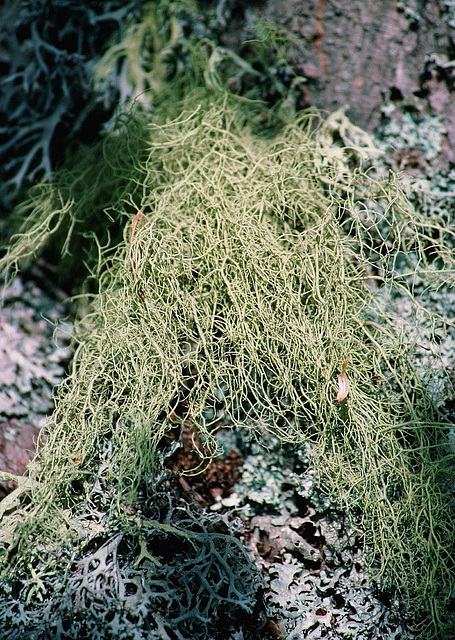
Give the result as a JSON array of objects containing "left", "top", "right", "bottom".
[{"left": 0, "top": 271, "right": 71, "bottom": 493}]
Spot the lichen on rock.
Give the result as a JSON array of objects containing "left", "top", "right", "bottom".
[{"left": 1, "top": 87, "right": 454, "bottom": 638}]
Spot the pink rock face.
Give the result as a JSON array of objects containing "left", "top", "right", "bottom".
[
  {"left": 223, "top": 0, "right": 455, "bottom": 170},
  {"left": 0, "top": 274, "right": 70, "bottom": 494},
  {"left": 0, "top": 419, "right": 39, "bottom": 478}
]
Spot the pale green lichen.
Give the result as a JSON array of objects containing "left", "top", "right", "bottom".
[
  {"left": 379, "top": 108, "right": 447, "bottom": 161},
  {"left": 1, "top": 93, "right": 454, "bottom": 637}
]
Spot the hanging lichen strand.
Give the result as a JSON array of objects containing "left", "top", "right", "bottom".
[{"left": 1, "top": 95, "right": 455, "bottom": 637}]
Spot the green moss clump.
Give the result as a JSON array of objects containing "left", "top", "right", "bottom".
[{"left": 1, "top": 94, "right": 454, "bottom": 637}]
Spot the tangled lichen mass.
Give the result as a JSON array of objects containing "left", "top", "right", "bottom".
[{"left": 1, "top": 93, "right": 455, "bottom": 637}]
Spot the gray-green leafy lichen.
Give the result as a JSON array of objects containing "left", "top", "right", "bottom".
[{"left": 213, "top": 430, "right": 415, "bottom": 639}]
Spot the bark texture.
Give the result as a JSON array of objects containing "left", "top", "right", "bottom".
[{"left": 226, "top": 0, "right": 455, "bottom": 166}]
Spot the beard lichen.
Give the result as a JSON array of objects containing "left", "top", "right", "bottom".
[{"left": 1, "top": 94, "right": 454, "bottom": 637}]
